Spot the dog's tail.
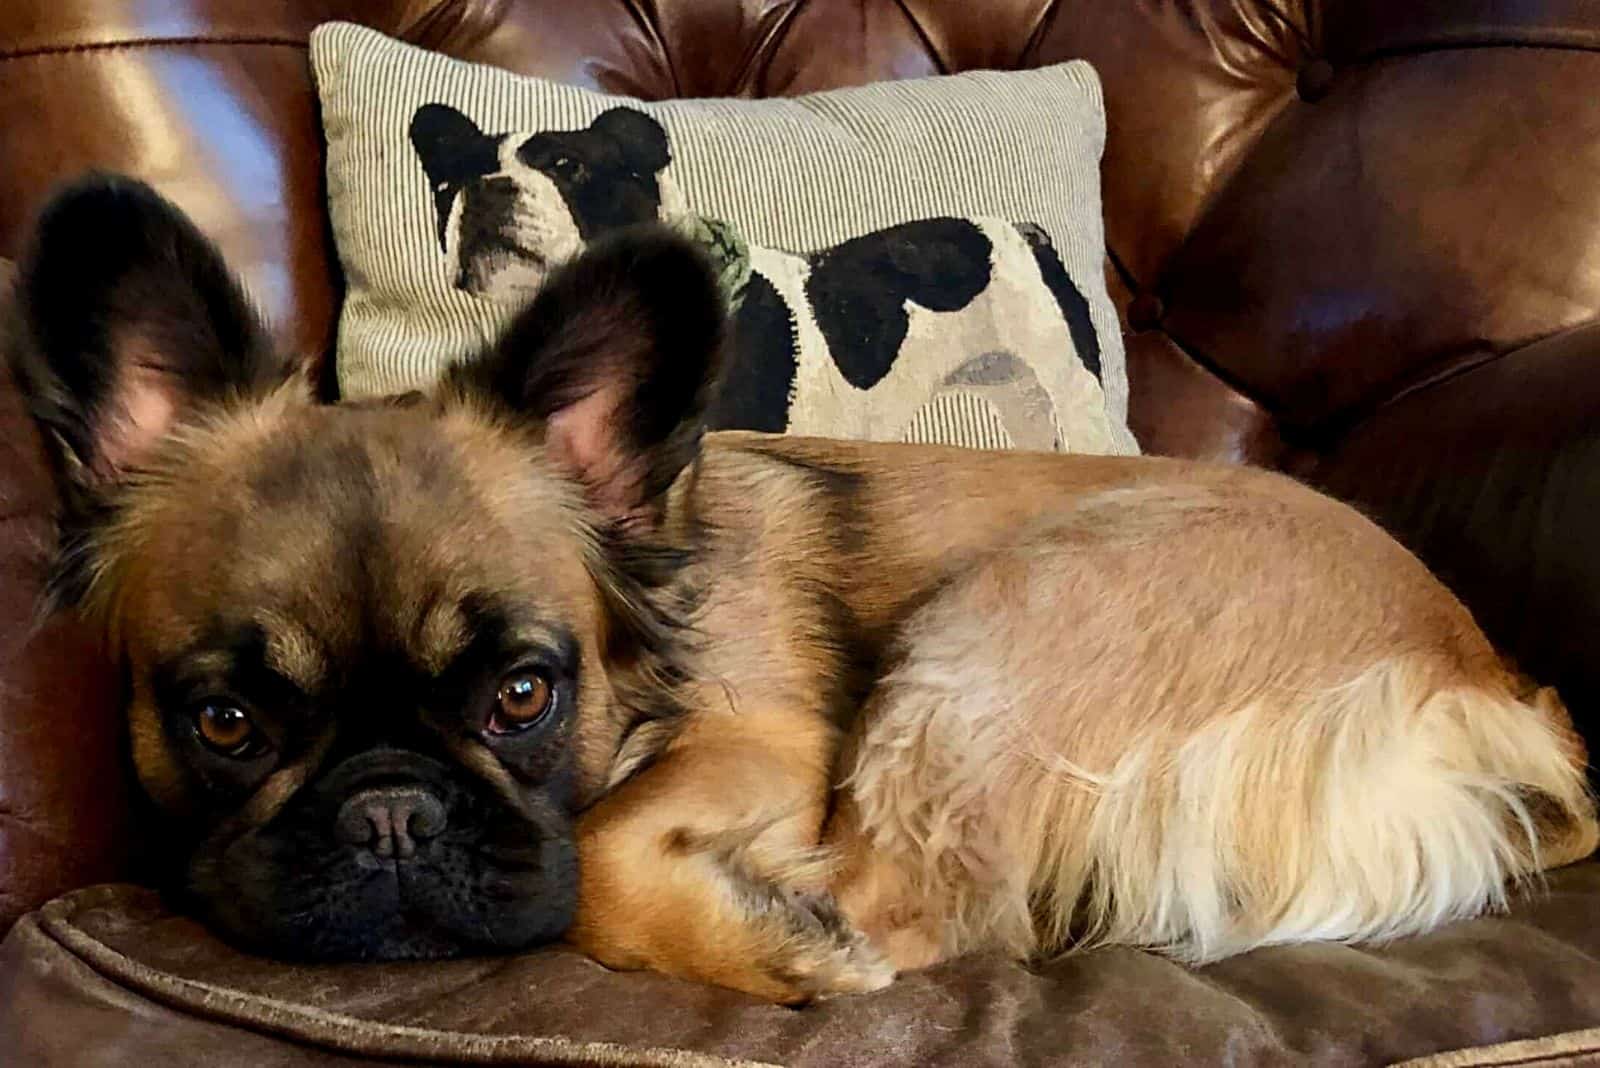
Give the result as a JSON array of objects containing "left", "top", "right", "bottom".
[
  {"left": 838, "top": 656, "right": 1598, "bottom": 965},
  {"left": 1039, "top": 661, "right": 1598, "bottom": 962}
]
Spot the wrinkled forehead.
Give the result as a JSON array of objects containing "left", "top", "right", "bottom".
[{"left": 101, "top": 398, "right": 596, "bottom": 671}]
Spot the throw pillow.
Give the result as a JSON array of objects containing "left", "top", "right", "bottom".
[{"left": 311, "top": 22, "right": 1137, "bottom": 455}]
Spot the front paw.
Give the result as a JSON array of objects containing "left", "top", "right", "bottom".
[
  {"left": 768, "top": 890, "right": 897, "bottom": 1002},
  {"left": 573, "top": 883, "right": 896, "bottom": 1005}
]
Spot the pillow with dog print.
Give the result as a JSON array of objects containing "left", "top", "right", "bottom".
[{"left": 311, "top": 22, "right": 1138, "bottom": 456}]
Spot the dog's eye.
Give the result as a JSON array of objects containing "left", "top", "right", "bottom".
[
  {"left": 552, "top": 156, "right": 586, "bottom": 179},
  {"left": 193, "top": 702, "right": 262, "bottom": 758},
  {"left": 490, "top": 671, "right": 554, "bottom": 735}
]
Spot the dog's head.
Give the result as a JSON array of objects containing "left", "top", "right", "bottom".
[
  {"left": 7, "top": 175, "right": 724, "bottom": 961},
  {"left": 410, "top": 104, "right": 673, "bottom": 301}
]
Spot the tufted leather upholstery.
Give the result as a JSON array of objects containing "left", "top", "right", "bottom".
[{"left": 2, "top": 0, "right": 1599, "bottom": 934}]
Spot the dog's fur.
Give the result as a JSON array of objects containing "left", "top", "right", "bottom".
[{"left": 9, "top": 176, "right": 1597, "bottom": 1003}]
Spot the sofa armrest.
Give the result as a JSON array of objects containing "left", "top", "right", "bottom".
[{"left": 1301, "top": 323, "right": 1600, "bottom": 750}]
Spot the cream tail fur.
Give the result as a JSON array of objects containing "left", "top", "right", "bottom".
[{"left": 829, "top": 535, "right": 1598, "bottom": 969}]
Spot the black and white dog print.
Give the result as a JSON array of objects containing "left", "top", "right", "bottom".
[
  {"left": 410, "top": 103, "right": 676, "bottom": 298},
  {"left": 409, "top": 104, "right": 1122, "bottom": 452}
]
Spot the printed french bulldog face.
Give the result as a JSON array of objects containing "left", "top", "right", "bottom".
[{"left": 409, "top": 104, "right": 672, "bottom": 301}]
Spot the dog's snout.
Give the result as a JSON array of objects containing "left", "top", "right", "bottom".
[{"left": 336, "top": 786, "right": 447, "bottom": 859}]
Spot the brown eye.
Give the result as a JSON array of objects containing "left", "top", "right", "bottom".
[
  {"left": 194, "top": 702, "right": 259, "bottom": 757},
  {"left": 491, "top": 671, "right": 553, "bottom": 734}
]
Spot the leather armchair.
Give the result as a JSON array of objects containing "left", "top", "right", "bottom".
[{"left": 1, "top": 5, "right": 1597, "bottom": 1058}]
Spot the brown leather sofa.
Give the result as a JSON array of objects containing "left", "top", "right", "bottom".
[{"left": 2, "top": 2, "right": 1599, "bottom": 1064}]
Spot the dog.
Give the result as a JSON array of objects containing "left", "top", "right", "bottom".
[
  {"left": 410, "top": 104, "right": 1114, "bottom": 448},
  {"left": 8, "top": 175, "right": 1597, "bottom": 1004}
]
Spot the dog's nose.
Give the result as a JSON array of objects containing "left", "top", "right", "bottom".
[{"left": 335, "top": 786, "right": 446, "bottom": 860}]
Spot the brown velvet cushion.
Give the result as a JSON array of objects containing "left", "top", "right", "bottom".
[{"left": 3, "top": 865, "right": 1599, "bottom": 1066}]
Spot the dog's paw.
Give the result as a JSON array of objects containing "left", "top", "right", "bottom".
[
  {"left": 573, "top": 817, "right": 895, "bottom": 1005},
  {"left": 766, "top": 890, "right": 896, "bottom": 1002}
]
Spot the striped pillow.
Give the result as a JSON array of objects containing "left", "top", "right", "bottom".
[{"left": 311, "top": 22, "right": 1138, "bottom": 456}]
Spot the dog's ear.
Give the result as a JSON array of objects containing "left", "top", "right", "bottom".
[
  {"left": 451, "top": 225, "right": 725, "bottom": 528},
  {"left": 409, "top": 104, "right": 501, "bottom": 251},
  {"left": 590, "top": 108, "right": 670, "bottom": 176},
  {"left": 7, "top": 174, "right": 294, "bottom": 514}
]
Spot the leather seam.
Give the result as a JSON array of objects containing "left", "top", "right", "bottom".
[
  {"left": 1107, "top": 238, "right": 1293, "bottom": 433},
  {"left": 1018, "top": 0, "right": 1065, "bottom": 67},
  {"left": 618, "top": 0, "right": 679, "bottom": 97},
  {"left": 743, "top": 0, "right": 807, "bottom": 94},
  {"left": 1105, "top": 244, "right": 1140, "bottom": 299},
  {"left": 1108, "top": 241, "right": 1288, "bottom": 429},
  {"left": 397, "top": 1, "right": 494, "bottom": 55},
  {"left": 891, "top": 0, "right": 949, "bottom": 75},
  {"left": 0, "top": 36, "right": 308, "bottom": 62},
  {"left": 1304, "top": 325, "right": 1599, "bottom": 448},
  {"left": 1328, "top": 348, "right": 1506, "bottom": 437},
  {"left": 1153, "top": 324, "right": 1292, "bottom": 428},
  {"left": 1254, "top": 0, "right": 1314, "bottom": 53},
  {"left": 1336, "top": 35, "right": 1600, "bottom": 66},
  {"left": 729, "top": 3, "right": 799, "bottom": 94}
]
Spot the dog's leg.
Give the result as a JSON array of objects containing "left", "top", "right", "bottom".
[
  {"left": 568, "top": 707, "right": 894, "bottom": 1004},
  {"left": 818, "top": 591, "right": 1051, "bottom": 973}
]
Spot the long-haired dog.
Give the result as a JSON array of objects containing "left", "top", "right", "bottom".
[{"left": 9, "top": 175, "right": 1596, "bottom": 1003}]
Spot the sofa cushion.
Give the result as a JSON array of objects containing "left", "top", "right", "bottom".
[
  {"left": 3, "top": 865, "right": 1599, "bottom": 1066},
  {"left": 311, "top": 22, "right": 1136, "bottom": 457}
]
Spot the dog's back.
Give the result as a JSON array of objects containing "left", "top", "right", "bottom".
[
  {"left": 693, "top": 436, "right": 1597, "bottom": 970},
  {"left": 656, "top": 433, "right": 1598, "bottom": 971}
]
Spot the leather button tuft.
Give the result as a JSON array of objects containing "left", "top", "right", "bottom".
[
  {"left": 1297, "top": 59, "right": 1336, "bottom": 102},
  {"left": 1128, "top": 293, "right": 1164, "bottom": 332}
]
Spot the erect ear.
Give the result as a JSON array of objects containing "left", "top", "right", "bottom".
[
  {"left": 408, "top": 104, "right": 501, "bottom": 251},
  {"left": 449, "top": 224, "right": 726, "bottom": 529},
  {"left": 6, "top": 173, "right": 296, "bottom": 518},
  {"left": 589, "top": 108, "right": 670, "bottom": 176}
]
